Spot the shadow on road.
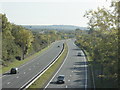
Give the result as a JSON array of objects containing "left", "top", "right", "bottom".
[
  {"left": 69, "top": 66, "right": 85, "bottom": 71},
  {"left": 73, "top": 55, "right": 79, "bottom": 57},
  {"left": 72, "top": 55, "right": 85, "bottom": 57},
  {"left": 3, "top": 72, "right": 11, "bottom": 76},
  {"left": 69, "top": 61, "right": 86, "bottom": 76},
  {"left": 72, "top": 48, "right": 81, "bottom": 51},
  {"left": 74, "top": 71, "right": 85, "bottom": 76},
  {"left": 73, "top": 79, "right": 82, "bottom": 82},
  {"left": 74, "top": 62, "right": 85, "bottom": 65},
  {"left": 50, "top": 81, "right": 57, "bottom": 84}
]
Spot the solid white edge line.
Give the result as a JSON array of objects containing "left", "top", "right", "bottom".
[
  {"left": 91, "top": 65, "right": 96, "bottom": 89},
  {"left": 44, "top": 43, "right": 69, "bottom": 89},
  {"left": 84, "top": 56, "right": 87, "bottom": 90},
  {"left": 20, "top": 42, "right": 65, "bottom": 89}
]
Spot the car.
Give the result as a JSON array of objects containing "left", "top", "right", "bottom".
[
  {"left": 57, "top": 75, "right": 65, "bottom": 84},
  {"left": 57, "top": 46, "right": 60, "bottom": 47},
  {"left": 78, "top": 52, "right": 82, "bottom": 56},
  {"left": 10, "top": 68, "right": 19, "bottom": 74}
]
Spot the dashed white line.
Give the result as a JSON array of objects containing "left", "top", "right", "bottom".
[
  {"left": 68, "top": 80, "right": 70, "bottom": 82},
  {"left": 0, "top": 75, "right": 5, "bottom": 78},
  {"left": 29, "top": 68, "right": 31, "bottom": 70},
  {"left": 16, "top": 76, "right": 19, "bottom": 78},
  {"left": 44, "top": 45, "right": 69, "bottom": 89},
  {"left": 21, "top": 42, "right": 65, "bottom": 89},
  {"left": 24, "top": 72, "right": 26, "bottom": 74},
  {"left": 83, "top": 52, "right": 88, "bottom": 90},
  {"left": 18, "top": 43, "right": 54, "bottom": 69},
  {"left": 70, "top": 75, "right": 72, "bottom": 77},
  {"left": 65, "top": 85, "right": 68, "bottom": 88},
  {"left": 7, "top": 82, "right": 10, "bottom": 85}
]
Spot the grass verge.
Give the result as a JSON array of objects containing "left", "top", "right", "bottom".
[
  {"left": 1, "top": 45, "right": 51, "bottom": 74},
  {"left": 27, "top": 43, "right": 68, "bottom": 89}
]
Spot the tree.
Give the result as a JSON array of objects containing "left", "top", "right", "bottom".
[
  {"left": 75, "top": 1, "right": 119, "bottom": 87},
  {"left": 2, "top": 14, "right": 19, "bottom": 63},
  {"left": 15, "top": 29, "right": 34, "bottom": 60}
]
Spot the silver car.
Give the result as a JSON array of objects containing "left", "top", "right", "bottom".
[
  {"left": 78, "top": 52, "right": 82, "bottom": 56},
  {"left": 57, "top": 75, "right": 65, "bottom": 84}
]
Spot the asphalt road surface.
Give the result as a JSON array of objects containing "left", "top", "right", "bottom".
[
  {"left": 2, "top": 40, "right": 64, "bottom": 89},
  {"left": 46, "top": 39, "right": 88, "bottom": 89}
]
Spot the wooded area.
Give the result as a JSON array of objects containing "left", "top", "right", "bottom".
[
  {"left": 75, "top": 1, "right": 119, "bottom": 88},
  {"left": 1, "top": 14, "right": 68, "bottom": 67}
]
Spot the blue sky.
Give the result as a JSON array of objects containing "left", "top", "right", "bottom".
[{"left": 0, "top": 0, "right": 111, "bottom": 27}]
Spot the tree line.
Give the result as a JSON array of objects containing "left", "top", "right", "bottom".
[
  {"left": 75, "top": 1, "right": 119, "bottom": 88},
  {"left": 1, "top": 14, "right": 66, "bottom": 66}
]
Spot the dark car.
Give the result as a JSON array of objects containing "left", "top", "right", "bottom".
[
  {"left": 57, "top": 45, "right": 60, "bottom": 47},
  {"left": 57, "top": 75, "right": 65, "bottom": 84},
  {"left": 78, "top": 52, "right": 82, "bottom": 56},
  {"left": 10, "top": 68, "right": 19, "bottom": 74}
]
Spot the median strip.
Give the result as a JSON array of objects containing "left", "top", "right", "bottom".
[{"left": 26, "top": 43, "right": 68, "bottom": 89}]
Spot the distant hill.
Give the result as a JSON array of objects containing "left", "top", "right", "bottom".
[{"left": 22, "top": 25, "right": 88, "bottom": 31}]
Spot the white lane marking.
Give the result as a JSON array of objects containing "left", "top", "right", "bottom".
[
  {"left": 72, "top": 71, "right": 73, "bottom": 72},
  {"left": 21, "top": 41, "right": 65, "bottom": 89},
  {"left": 7, "top": 82, "right": 10, "bottom": 84},
  {"left": 66, "top": 85, "right": 68, "bottom": 88},
  {"left": 44, "top": 45, "right": 69, "bottom": 89},
  {"left": 91, "top": 65, "right": 95, "bottom": 89},
  {"left": 29, "top": 68, "right": 31, "bottom": 70},
  {"left": 2, "top": 42, "right": 56, "bottom": 79},
  {"left": 16, "top": 76, "right": 19, "bottom": 78},
  {"left": 0, "top": 75, "right": 5, "bottom": 78},
  {"left": 83, "top": 53, "right": 88, "bottom": 90},
  {"left": 70, "top": 75, "right": 72, "bottom": 77},
  {"left": 74, "top": 41, "right": 89, "bottom": 89},
  {"left": 18, "top": 42, "right": 55, "bottom": 69},
  {"left": 68, "top": 80, "right": 70, "bottom": 82},
  {"left": 24, "top": 72, "right": 26, "bottom": 74},
  {"left": 73, "top": 41, "right": 88, "bottom": 89}
]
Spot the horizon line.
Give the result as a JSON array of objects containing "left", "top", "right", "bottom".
[{"left": 18, "top": 24, "right": 87, "bottom": 27}]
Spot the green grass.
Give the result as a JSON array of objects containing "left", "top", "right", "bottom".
[
  {"left": 1, "top": 45, "right": 51, "bottom": 74},
  {"left": 27, "top": 43, "right": 68, "bottom": 89}
]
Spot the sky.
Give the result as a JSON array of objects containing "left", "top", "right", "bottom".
[{"left": 0, "top": 0, "right": 112, "bottom": 27}]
